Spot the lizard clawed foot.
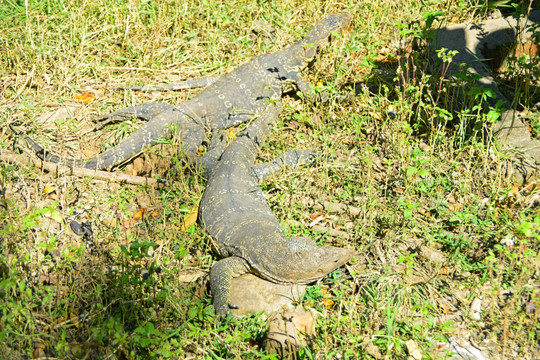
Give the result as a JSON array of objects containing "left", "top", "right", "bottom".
[
  {"left": 302, "top": 149, "right": 326, "bottom": 164},
  {"left": 213, "top": 303, "right": 239, "bottom": 320}
]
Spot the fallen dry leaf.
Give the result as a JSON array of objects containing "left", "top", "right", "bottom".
[
  {"left": 509, "top": 185, "right": 520, "bottom": 196},
  {"left": 177, "top": 268, "right": 206, "bottom": 283},
  {"left": 372, "top": 54, "right": 389, "bottom": 63},
  {"left": 132, "top": 208, "right": 147, "bottom": 220},
  {"left": 438, "top": 266, "right": 451, "bottom": 275},
  {"left": 181, "top": 206, "right": 199, "bottom": 231},
  {"left": 132, "top": 157, "right": 145, "bottom": 175},
  {"left": 35, "top": 105, "right": 81, "bottom": 127},
  {"left": 321, "top": 297, "right": 334, "bottom": 309},
  {"left": 405, "top": 339, "right": 423, "bottom": 360},
  {"left": 264, "top": 309, "right": 317, "bottom": 357},
  {"left": 319, "top": 287, "right": 334, "bottom": 309},
  {"left": 369, "top": 111, "right": 384, "bottom": 121},
  {"left": 419, "top": 246, "right": 447, "bottom": 263},
  {"left": 419, "top": 142, "right": 431, "bottom": 152},
  {"left": 75, "top": 91, "right": 95, "bottom": 104},
  {"left": 418, "top": 207, "right": 430, "bottom": 217},
  {"left": 364, "top": 342, "right": 384, "bottom": 359},
  {"left": 42, "top": 185, "right": 56, "bottom": 195},
  {"left": 81, "top": 149, "right": 96, "bottom": 157},
  {"left": 32, "top": 343, "right": 46, "bottom": 359}
]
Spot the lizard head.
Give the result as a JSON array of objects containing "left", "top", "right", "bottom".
[{"left": 278, "top": 237, "right": 356, "bottom": 283}]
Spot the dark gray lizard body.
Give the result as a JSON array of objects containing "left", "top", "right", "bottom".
[
  {"left": 21, "top": 14, "right": 352, "bottom": 171},
  {"left": 199, "top": 102, "right": 355, "bottom": 317}
]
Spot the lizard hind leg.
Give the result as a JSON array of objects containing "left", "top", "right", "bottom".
[{"left": 93, "top": 103, "right": 176, "bottom": 129}]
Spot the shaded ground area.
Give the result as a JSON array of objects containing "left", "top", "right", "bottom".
[{"left": 429, "top": 10, "right": 540, "bottom": 184}]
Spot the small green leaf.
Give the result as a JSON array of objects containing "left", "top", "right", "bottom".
[
  {"left": 49, "top": 209, "right": 63, "bottom": 224},
  {"left": 406, "top": 166, "right": 418, "bottom": 177}
]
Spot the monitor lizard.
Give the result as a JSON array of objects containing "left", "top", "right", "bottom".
[
  {"left": 19, "top": 14, "right": 352, "bottom": 171},
  {"left": 199, "top": 101, "right": 355, "bottom": 317}
]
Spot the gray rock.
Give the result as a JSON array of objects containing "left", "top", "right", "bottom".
[{"left": 229, "top": 274, "right": 306, "bottom": 318}]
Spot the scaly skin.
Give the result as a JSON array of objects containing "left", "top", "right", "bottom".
[
  {"left": 21, "top": 14, "right": 352, "bottom": 171},
  {"left": 199, "top": 102, "right": 355, "bottom": 317}
]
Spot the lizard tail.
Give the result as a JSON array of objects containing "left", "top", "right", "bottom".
[{"left": 298, "top": 13, "right": 352, "bottom": 60}]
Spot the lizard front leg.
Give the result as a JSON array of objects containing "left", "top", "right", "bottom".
[
  {"left": 198, "top": 129, "right": 229, "bottom": 176},
  {"left": 115, "top": 76, "right": 219, "bottom": 92},
  {"left": 250, "top": 149, "right": 322, "bottom": 183},
  {"left": 210, "top": 256, "right": 250, "bottom": 318}
]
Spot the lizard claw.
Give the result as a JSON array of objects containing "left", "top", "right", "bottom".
[{"left": 213, "top": 304, "right": 238, "bottom": 320}]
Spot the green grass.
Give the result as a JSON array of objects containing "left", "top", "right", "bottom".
[{"left": 1, "top": 0, "right": 539, "bottom": 359}]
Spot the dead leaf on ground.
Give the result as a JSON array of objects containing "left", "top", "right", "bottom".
[
  {"left": 32, "top": 343, "right": 46, "bottom": 359},
  {"left": 509, "top": 185, "right": 520, "bottom": 196},
  {"left": 132, "top": 208, "right": 147, "bottom": 220},
  {"left": 122, "top": 220, "right": 132, "bottom": 231},
  {"left": 264, "top": 309, "right": 317, "bottom": 358},
  {"left": 367, "top": 111, "right": 383, "bottom": 121},
  {"left": 177, "top": 268, "right": 206, "bottom": 283},
  {"left": 419, "top": 142, "right": 431, "bottom": 152},
  {"left": 35, "top": 105, "right": 81, "bottom": 126},
  {"left": 364, "top": 342, "right": 384, "bottom": 359},
  {"left": 438, "top": 266, "right": 451, "bottom": 275},
  {"left": 405, "top": 339, "right": 423, "bottom": 360},
  {"left": 42, "top": 185, "right": 56, "bottom": 195},
  {"left": 75, "top": 92, "right": 95, "bottom": 104},
  {"left": 181, "top": 206, "right": 199, "bottom": 231},
  {"left": 419, "top": 246, "right": 447, "bottom": 263},
  {"left": 81, "top": 149, "right": 96, "bottom": 158},
  {"left": 68, "top": 342, "right": 90, "bottom": 358},
  {"left": 319, "top": 287, "right": 334, "bottom": 309},
  {"left": 132, "top": 157, "right": 146, "bottom": 175},
  {"left": 372, "top": 54, "right": 391, "bottom": 63}
]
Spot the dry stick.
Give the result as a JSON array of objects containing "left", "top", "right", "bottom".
[{"left": 0, "top": 152, "right": 168, "bottom": 187}]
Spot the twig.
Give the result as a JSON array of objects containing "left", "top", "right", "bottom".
[{"left": 0, "top": 152, "right": 169, "bottom": 187}]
